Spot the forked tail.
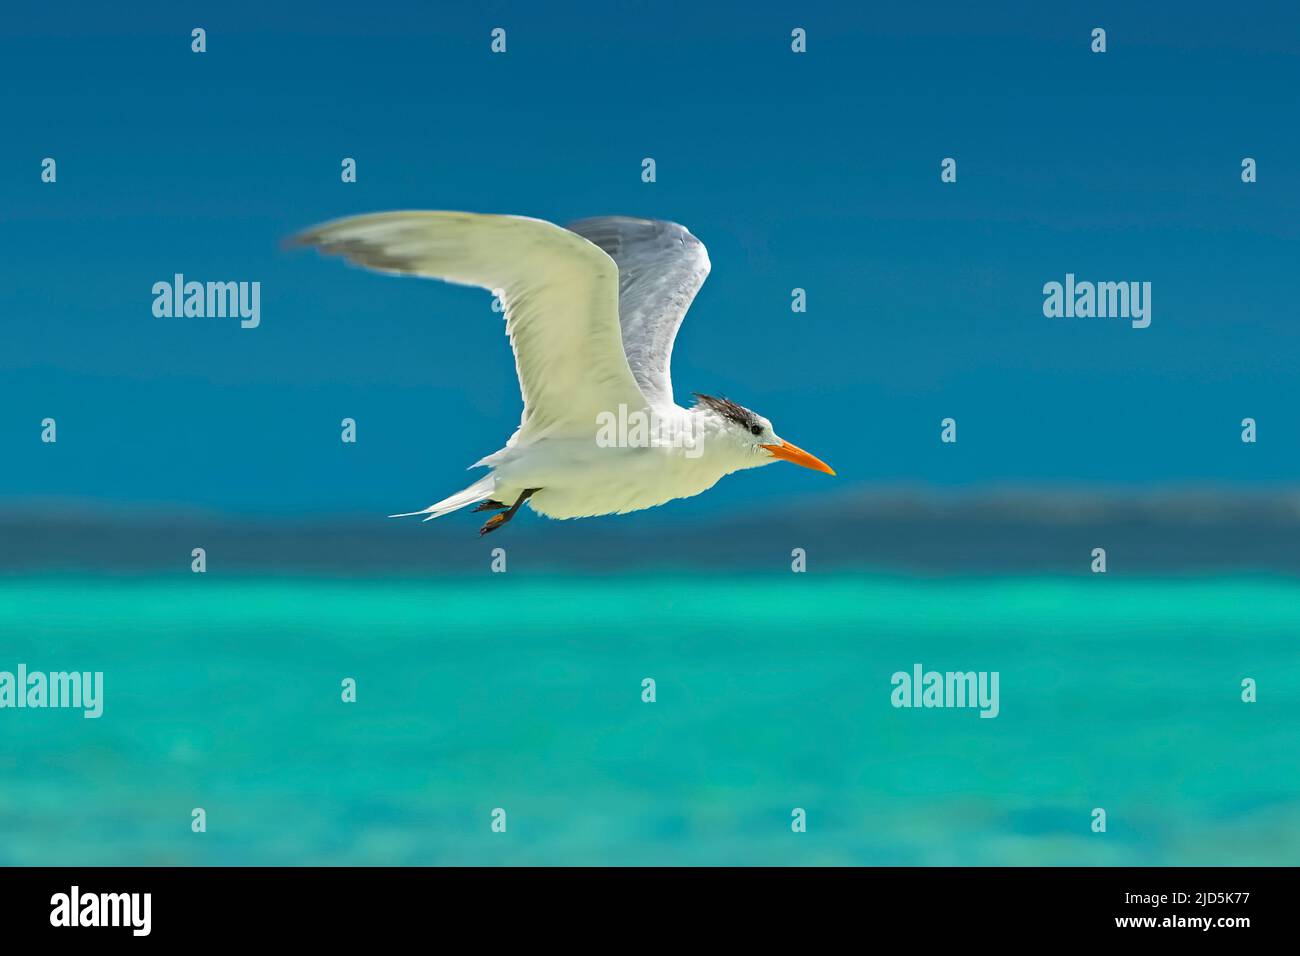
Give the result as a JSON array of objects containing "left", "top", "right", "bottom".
[{"left": 389, "top": 474, "right": 496, "bottom": 521}]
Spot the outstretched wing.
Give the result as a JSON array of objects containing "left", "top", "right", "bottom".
[
  {"left": 565, "top": 216, "right": 710, "bottom": 409},
  {"left": 292, "top": 211, "right": 650, "bottom": 437}
]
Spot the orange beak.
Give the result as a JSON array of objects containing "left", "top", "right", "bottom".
[{"left": 760, "top": 440, "right": 836, "bottom": 476}]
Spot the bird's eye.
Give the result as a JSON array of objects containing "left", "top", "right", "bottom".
[{"left": 750, "top": 424, "right": 763, "bottom": 436}]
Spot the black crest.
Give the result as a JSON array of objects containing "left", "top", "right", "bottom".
[{"left": 692, "top": 393, "right": 759, "bottom": 430}]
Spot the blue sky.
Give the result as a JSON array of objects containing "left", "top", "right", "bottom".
[{"left": 2, "top": 1, "right": 1297, "bottom": 518}]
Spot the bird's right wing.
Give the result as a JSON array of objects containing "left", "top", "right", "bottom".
[
  {"left": 291, "top": 211, "right": 650, "bottom": 437},
  {"left": 565, "top": 216, "right": 711, "bottom": 409}
]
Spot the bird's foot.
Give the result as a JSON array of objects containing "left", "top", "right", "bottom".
[
  {"left": 477, "top": 488, "right": 541, "bottom": 536},
  {"left": 479, "top": 512, "right": 510, "bottom": 536},
  {"left": 472, "top": 500, "right": 507, "bottom": 513}
]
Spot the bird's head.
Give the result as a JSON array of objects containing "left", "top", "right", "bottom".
[{"left": 691, "top": 393, "right": 835, "bottom": 476}]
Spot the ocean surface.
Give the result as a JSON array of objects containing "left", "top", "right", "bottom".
[{"left": 1, "top": 573, "right": 1297, "bottom": 866}]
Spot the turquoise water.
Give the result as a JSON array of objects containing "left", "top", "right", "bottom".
[{"left": 0, "top": 573, "right": 1297, "bottom": 866}]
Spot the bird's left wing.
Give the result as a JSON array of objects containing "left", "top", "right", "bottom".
[
  {"left": 565, "top": 217, "right": 711, "bottom": 409},
  {"left": 291, "top": 211, "right": 649, "bottom": 437}
]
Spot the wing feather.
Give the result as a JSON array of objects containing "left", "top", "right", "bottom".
[
  {"left": 565, "top": 216, "right": 710, "bottom": 409},
  {"left": 292, "top": 211, "right": 649, "bottom": 436}
]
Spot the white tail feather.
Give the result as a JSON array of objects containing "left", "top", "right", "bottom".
[{"left": 389, "top": 474, "right": 496, "bottom": 521}]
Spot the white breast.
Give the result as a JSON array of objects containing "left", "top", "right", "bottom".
[{"left": 485, "top": 410, "right": 762, "bottom": 519}]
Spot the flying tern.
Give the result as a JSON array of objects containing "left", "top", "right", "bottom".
[{"left": 292, "top": 212, "right": 835, "bottom": 534}]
